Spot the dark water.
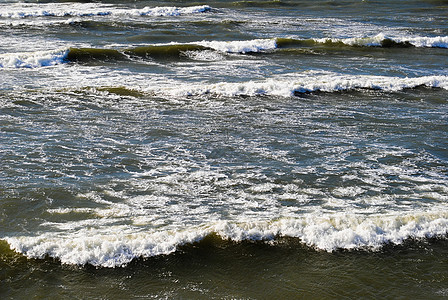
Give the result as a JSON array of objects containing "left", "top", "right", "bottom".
[
  {"left": 1, "top": 0, "right": 447, "bottom": 298},
  {"left": 2, "top": 238, "right": 448, "bottom": 299}
]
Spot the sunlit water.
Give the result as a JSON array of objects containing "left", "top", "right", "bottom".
[{"left": 1, "top": 0, "right": 447, "bottom": 298}]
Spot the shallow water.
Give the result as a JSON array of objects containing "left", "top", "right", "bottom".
[{"left": 1, "top": 0, "right": 447, "bottom": 298}]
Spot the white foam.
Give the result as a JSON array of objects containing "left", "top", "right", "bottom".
[
  {"left": 276, "top": 211, "right": 448, "bottom": 251},
  {"left": 403, "top": 36, "right": 448, "bottom": 48},
  {"left": 315, "top": 33, "right": 386, "bottom": 47},
  {"left": 0, "top": 38, "right": 273, "bottom": 68},
  {"left": 0, "top": 3, "right": 113, "bottom": 18},
  {"left": 0, "top": 49, "right": 68, "bottom": 68},
  {"left": 182, "top": 50, "right": 225, "bottom": 61},
  {"left": 47, "top": 208, "right": 94, "bottom": 214},
  {"left": 150, "top": 74, "right": 448, "bottom": 98},
  {"left": 2, "top": 139, "right": 448, "bottom": 267},
  {"left": 4, "top": 227, "right": 209, "bottom": 267},
  {"left": 4, "top": 209, "right": 448, "bottom": 267},
  {"left": 136, "top": 5, "right": 211, "bottom": 17},
  {"left": 315, "top": 33, "right": 448, "bottom": 48},
  {"left": 142, "top": 38, "right": 276, "bottom": 55},
  {"left": 0, "top": 3, "right": 211, "bottom": 19},
  {"left": 197, "top": 39, "right": 277, "bottom": 53}
]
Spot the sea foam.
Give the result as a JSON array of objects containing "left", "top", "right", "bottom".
[
  {"left": 313, "top": 33, "right": 448, "bottom": 48},
  {"left": 4, "top": 210, "right": 448, "bottom": 267},
  {"left": 197, "top": 39, "right": 277, "bottom": 53},
  {"left": 0, "top": 3, "right": 211, "bottom": 18},
  {"left": 2, "top": 34, "right": 446, "bottom": 69},
  {"left": 0, "top": 3, "right": 112, "bottom": 18},
  {"left": 136, "top": 5, "right": 211, "bottom": 16},
  {"left": 153, "top": 74, "right": 448, "bottom": 98},
  {"left": 0, "top": 49, "right": 68, "bottom": 68},
  {"left": 0, "top": 39, "right": 275, "bottom": 68}
]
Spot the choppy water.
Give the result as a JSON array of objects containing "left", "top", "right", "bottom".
[{"left": 1, "top": 0, "right": 448, "bottom": 298}]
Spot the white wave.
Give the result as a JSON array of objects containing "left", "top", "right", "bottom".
[
  {"left": 0, "top": 3, "right": 211, "bottom": 18},
  {"left": 182, "top": 50, "right": 225, "bottom": 61},
  {"left": 0, "top": 38, "right": 274, "bottom": 69},
  {"left": 4, "top": 227, "right": 208, "bottom": 267},
  {"left": 197, "top": 39, "right": 277, "bottom": 53},
  {"left": 0, "top": 3, "right": 113, "bottom": 18},
  {"left": 315, "top": 33, "right": 448, "bottom": 48},
  {"left": 314, "top": 34, "right": 384, "bottom": 47},
  {"left": 403, "top": 36, "right": 448, "bottom": 48},
  {"left": 138, "top": 38, "right": 276, "bottom": 54},
  {"left": 4, "top": 210, "right": 448, "bottom": 267},
  {"left": 0, "top": 49, "right": 68, "bottom": 68},
  {"left": 217, "top": 211, "right": 448, "bottom": 251},
  {"left": 151, "top": 74, "right": 448, "bottom": 98},
  {"left": 136, "top": 5, "right": 211, "bottom": 17}
]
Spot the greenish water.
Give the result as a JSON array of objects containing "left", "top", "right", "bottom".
[
  {"left": 2, "top": 238, "right": 448, "bottom": 299},
  {"left": 1, "top": 0, "right": 447, "bottom": 298}
]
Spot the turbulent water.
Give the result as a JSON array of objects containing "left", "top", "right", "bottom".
[{"left": 1, "top": 0, "right": 448, "bottom": 298}]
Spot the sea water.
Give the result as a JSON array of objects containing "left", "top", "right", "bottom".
[{"left": 1, "top": 0, "right": 447, "bottom": 298}]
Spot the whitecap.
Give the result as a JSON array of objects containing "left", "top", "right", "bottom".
[
  {"left": 0, "top": 49, "right": 68, "bottom": 68},
  {"left": 150, "top": 73, "right": 448, "bottom": 98},
  {"left": 0, "top": 3, "right": 212, "bottom": 19},
  {"left": 197, "top": 39, "right": 277, "bottom": 53},
  {"left": 4, "top": 209, "right": 448, "bottom": 267},
  {"left": 314, "top": 33, "right": 448, "bottom": 48}
]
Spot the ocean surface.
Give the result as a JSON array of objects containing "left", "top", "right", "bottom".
[{"left": 1, "top": 0, "right": 447, "bottom": 298}]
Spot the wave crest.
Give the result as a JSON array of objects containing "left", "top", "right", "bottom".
[
  {"left": 4, "top": 210, "right": 448, "bottom": 267},
  {"left": 2, "top": 34, "right": 446, "bottom": 69},
  {"left": 0, "top": 40, "right": 276, "bottom": 68},
  {"left": 153, "top": 74, "right": 448, "bottom": 98},
  {"left": 0, "top": 4, "right": 212, "bottom": 18},
  {"left": 277, "top": 34, "right": 448, "bottom": 49},
  {"left": 0, "top": 49, "right": 68, "bottom": 68}
]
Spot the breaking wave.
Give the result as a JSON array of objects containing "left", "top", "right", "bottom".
[
  {"left": 4, "top": 210, "right": 448, "bottom": 267},
  {"left": 0, "top": 49, "right": 68, "bottom": 68},
  {"left": 0, "top": 40, "right": 276, "bottom": 68},
  {"left": 62, "top": 40, "right": 275, "bottom": 63},
  {"left": 197, "top": 39, "right": 277, "bottom": 53},
  {"left": 277, "top": 34, "right": 448, "bottom": 49},
  {"left": 152, "top": 74, "right": 448, "bottom": 98},
  {"left": 1, "top": 34, "right": 446, "bottom": 69},
  {"left": 0, "top": 3, "right": 212, "bottom": 18}
]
